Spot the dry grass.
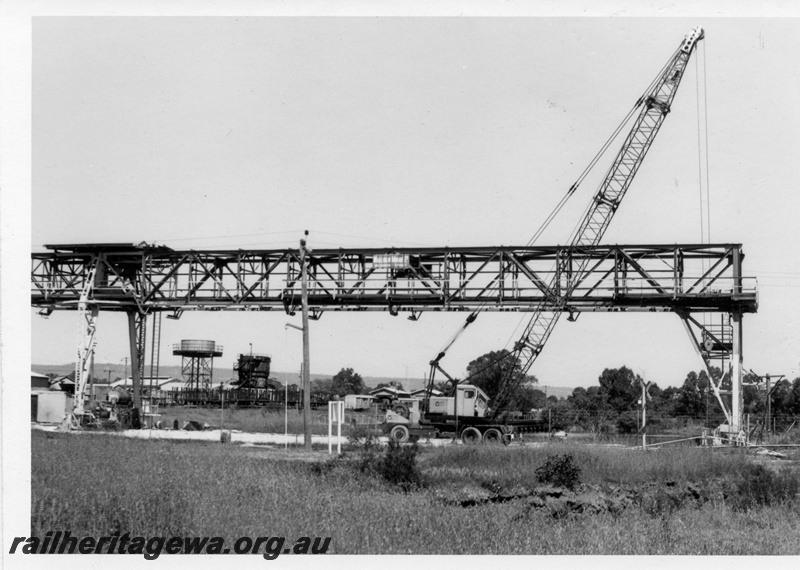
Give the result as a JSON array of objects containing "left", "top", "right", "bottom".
[
  {"left": 422, "top": 442, "right": 754, "bottom": 488},
  {"left": 31, "top": 430, "right": 800, "bottom": 554},
  {"left": 154, "top": 405, "right": 383, "bottom": 436}
]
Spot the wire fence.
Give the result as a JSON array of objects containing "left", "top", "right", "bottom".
[{"left": 521, "top": 409, "right": 800, "bottom": 446}]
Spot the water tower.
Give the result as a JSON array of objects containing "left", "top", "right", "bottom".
[{"left": 172, "top": 339, "right": 223, "bottom": 391}]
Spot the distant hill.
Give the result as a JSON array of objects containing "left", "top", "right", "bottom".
[
  {"left": 31, "top": 363, "right": 427, "bottom": 390},
  {"left": 31, "top": 363, "right": 573, "bottom": 399}
]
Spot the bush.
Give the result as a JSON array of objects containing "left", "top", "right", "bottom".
[
  {"left": 380, "top": 441, "right": 423, "bottom": 491},
  {"left": 353, "top": 434, "right": 383, "bottom": 477},
  {"left": 732, "top": 463, "right": 800, "bottom": 510},
  {"left": 535, "top": 454, "right": 581, "bottom": 490},
  {"left": 616, "top": 412, "right": 638, "bottom": 434},
  {"left": 343, "top": 435, "right": 423, "bottom": 491}
]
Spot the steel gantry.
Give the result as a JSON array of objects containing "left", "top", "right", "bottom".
[
  {"left": 32, "top": 242, "right": 756, "bottom": 315},
  {"left": 31, "top": 28, "right": 758, "bottom": 437},
  {"left": 32, "top": 241, "right": 757, "bottom": 430}
]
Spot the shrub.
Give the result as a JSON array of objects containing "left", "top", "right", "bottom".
[
  {"left": 535, "top": 454, "right": 581, "bottom": 490},
  {"left": 732, "top": 463, "right": 800, "bottom": 510},
  {"left": 341, "top": 435, "right": 423, "bottom": 491},
  {"left": 380, "top": 441, "right": 423, "bottom": 491},
  {"left": 616, "top": 412, "right": 638, "bottom": 434},
  {"left": 353, "top": 434, "right": 383, "bottom": 477}
]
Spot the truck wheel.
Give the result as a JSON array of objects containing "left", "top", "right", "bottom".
[
  {"left": 392, "top": 404, "right": 410, "bottom": 418},
  {"left": 460, "top": 427, "right": 482, "bottom": 445},
  {"left": 483, "top": 428, "right": 502, "bottom": 444},
  {"left": 390, "top": 425, "right": 410, "bottom": 443}
]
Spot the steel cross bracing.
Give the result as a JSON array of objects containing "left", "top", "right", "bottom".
[
  {"left": 32, "top": 243, "right": 757, "bottom": 315},
  {"left": 71, "top": 257, "right": 99, "bottom": 419}
]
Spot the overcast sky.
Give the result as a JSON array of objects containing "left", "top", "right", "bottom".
[{"left": 24, "top": 14, "right": 800, "bottom": 390}]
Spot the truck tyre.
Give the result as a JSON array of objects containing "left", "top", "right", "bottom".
[
  {"left": 483, "top": 428, "right": 502, "bottom": 445},
  {"left": 460, "top": 427, "right": 482, "bottom": 445},
  {"left": 392, "top": 404, "right": 410, "bottom": 418},
  {"left": 390, "top": 425, "right": 410, "bottom": 443}
]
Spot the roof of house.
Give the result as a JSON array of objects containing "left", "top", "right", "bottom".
[
  {"left": 111, "top": 377, "right": 181, "bottom": 388},
  {"left": 51, "top": 375, "right": 75, "bottom": 385},
  {"left": 31, "top": 371, "right": 49, "bottom": 379},
  {"left": 410, "top": 388, "right": 443, "bottom": 397},
  {"left": 368, "top": 386, "right": 410, "bottom": 397}
]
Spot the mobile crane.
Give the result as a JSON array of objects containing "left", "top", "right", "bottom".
[{"left": 384, "top": 27, "right": 706, "bottom": 443}]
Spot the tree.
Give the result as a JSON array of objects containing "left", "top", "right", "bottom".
[
  {"left": 568, "top": 386, "right": 613, "bottom": 433},
  {"left": 514, "top": 386, "right": 547, "bottom": 412},
  {"left": 597, "top": 367, "right": 640, "bottom": 414},
  {"left": 676, "top": 371, "right": 704, "bottom": 417},
  {"left": 465, "top": 349, "right": 534, "bottom": 409},
  {"left": 331, "top": 368, "right": 366, "bottom": 396},
  {"left": 433, "top": 380, "right": 453, "bottom": 396},
  {"left": 375, "top": 380, "right": 404, "bottom": 391},
  {"left": 787, "top": 378, "right": 800, "bottom": 415},
  {"left": 544, "top": 398, "right": 579, "bottom": 431},
  {"left": 312, "top": 378, "right": 336, "bottom": 400}
]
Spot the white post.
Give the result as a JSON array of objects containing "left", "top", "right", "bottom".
[
  {"left": 328, "top": 401, "right": 333, "bottom": 455},
  {"left": 641, "top": 382, "right": 647, "bottom": 450},
  {"left": 284, "top": 382, "right": 288, "bottom": 450},
  {"left": 338, "top": 401, "right": 343, "bottom": 455},
  {"left": 328, "top": 401, "right": 344, "bottom": 455}
]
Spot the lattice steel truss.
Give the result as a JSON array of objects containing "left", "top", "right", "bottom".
[
  {"left": 32, "top": 243, "right": 757, "bottom": 315},
  {"left": 33, "top": 241, "right": 757, "bottom": 432}
]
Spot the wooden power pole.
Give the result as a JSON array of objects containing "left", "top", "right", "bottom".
[{"left": 300, "top": 232, "right": 312, "bottom": 450}]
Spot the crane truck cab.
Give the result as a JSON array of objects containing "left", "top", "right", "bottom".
[
  {"left": 427, "top": 384, "right": 489, "bottom": 417},
  {"left": 383, "top": 384, "right": 511, "bottom": 444}
]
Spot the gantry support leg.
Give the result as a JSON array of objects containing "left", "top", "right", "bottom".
[
  {"left": 69, "top": 258, "right": 101, "bottom": 424},
  {"left": 73, "top": 304, "right": 99, "bottom": 418},
  {"left": 127, "top": 309, "right": 146, "bottom": 426},
  {"left": 730, "top": 309, "right": 743, "bottom": 435},
  {"left": 679, "top": 309, "right": 745, "bottom": 443},
  {"left": 678, "top": 311, "right": 731, "bottom": 427}
]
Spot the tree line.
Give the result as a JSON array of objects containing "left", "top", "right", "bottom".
[{"left": 296, "top": 349, "right": 800, "bottom": 434}]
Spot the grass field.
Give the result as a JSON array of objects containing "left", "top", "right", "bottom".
[
  {"left": 31, "top": 429, "right": 800, "bottom": 555},
  {"left": 153, "top": 405, "right": 383, "bottom": 436}
]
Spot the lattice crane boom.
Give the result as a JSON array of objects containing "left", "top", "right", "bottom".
[{"left": 490, "top": 27, "right": 705, "bottom": 416}]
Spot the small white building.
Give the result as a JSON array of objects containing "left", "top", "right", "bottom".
[
  {"left": 31, "top": 371, "right": 50, "bottom": 390},
  {"left": 31, "top": 390, "right": 71, "bottom": 423},
  {"left": 344, "top": 394, "right": 375, "bottom": 410}
]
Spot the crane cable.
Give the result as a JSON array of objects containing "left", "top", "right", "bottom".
[
  {"left": 695, "top": 40, "right": 713, "bottom": 334},
  {"left": 431, "top": 46, "right": 682, "bottom": 381},
  {"left": 505, "top": 47, "right": 684, "bottom": 349}
]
